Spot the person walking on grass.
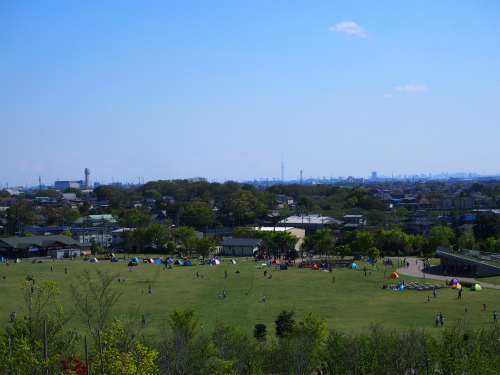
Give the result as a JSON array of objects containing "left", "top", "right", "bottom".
[
  {"left": 433, "top": 290, "right": 437, "bottom": 298},
  {"left": 494, "top": 311, "right": 498, "bottom": 323},
  {"left": 223, "top": 290, "right": 226, "bottom": 298},
  {"left": 435, "top": 315, "right": 439, "bottom": 326}
]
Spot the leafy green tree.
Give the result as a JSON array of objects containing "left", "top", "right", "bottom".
[
  {"left": 35, "top": 188, "right": 58, "bottom": 198},
  {"left": 145, "top": 223, "right": 169, "bottom": 250},
  {"left": 336, "top": 244, "right": 351, "bottom": 259},
  {"left": 275, "top": 310, "right": 295, "bottom": 338},
  {"left": 166, "top": 240, "right": 177, "bottom": 255},
  {"left": 474, "top": 213, "right": 500, "bottom": 241},
  {"left": 89, "top": 319, "right": 158, "bottom": 375},
  {"left": 195, "top": 237, "right": 216, "bottom": 262},
  {"left": 94, "top": 185, "right": 120, "bottom": 201},
  {"left": 119, "top": 208, "right": 152, "bottom": 228},
  {"left": 0, "top": 280, "right": 78, "bottom": 375},
  {"left": 429, "top": 226, "right": 455, "bottom": 251},
  {"left": 301, "top": 229, "right": 333, "bottom": 255},
  {"left": 457, "top": 230, "right": 476, "bottom": 250},
  {"left": 70, "top": 270, "right": 123, "bottom": 341},
  {"left": 367, "top": 246, "right": 380, "bottom": 259},
  {"left": 157, "top": 308, "right": 212, "bottom": 375},
  {"left": 355, "top": 232, "right": 375, "bottom": 254},
  {"left": 174, "top": 226, "right": 197, "bottom": 255},
  {"left": 62, "top": 230, "right": 72, "bottom": 238},
  {"left": 6, "top": 201, "right": 37, "bottom": 234},
  {"left": 253, "top": 324, "right": 267, "bottom": 342},
  {"left": 483, "top": 237, "right": 500, "bottom": 253},
  {"left": 212, "top": 322, "right": 261, "bottom": 375}
]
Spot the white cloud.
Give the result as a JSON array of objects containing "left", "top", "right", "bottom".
[
  {"left": 330, "top": 21, "right": 369, "bottom": 38},
  {"left": 383, "top": 94, "right": 393, "bottom": 98},
  {"left": 395, "top": 84, "right": 427, "bottom": 92}
]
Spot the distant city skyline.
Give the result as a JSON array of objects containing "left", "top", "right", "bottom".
[
  {"left": 1, "top": 168, "right": 499, "bottom": 190},
  {"left": 1, "top": 1, "right": 499, "bottom": 188}
]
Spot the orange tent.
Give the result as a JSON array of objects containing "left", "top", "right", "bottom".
[
  {"left": 389, "top": 272, "right": 399, "bottom": 279},
  {"left": 452, "top": 283, "right": 462, "bottom": 290},
  {"left": 312, "top": 264, "right": 319, "bottom": 270}
]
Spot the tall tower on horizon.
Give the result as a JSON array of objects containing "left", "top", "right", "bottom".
[
  {"left": 84, "top": 168, "right": 90, "bottom": 187},
  {"left": 281, "top": 156, "right": 284, "bottom": 182}
]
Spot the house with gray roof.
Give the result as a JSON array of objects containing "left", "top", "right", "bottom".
[
  {"left": 219, "top": 238, "right": 268, "bottom": 256},
  {"left": 0, "top": 235, "right": 87, "bottom": 259}
]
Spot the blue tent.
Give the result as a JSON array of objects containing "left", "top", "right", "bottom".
[
  {"left": 349, "top": 263, "right": 358, "bottom": 269},
  {"left": 184, "top": 260, "right": 193, "bottom": 266},
  {"left": 0, "top": 257, "right": 5, "bottom": 262},
  {"left": 132, "top": 257, "right": 139, "bottom": 262},
  {"left": 280, "top": 264, "right": 288, "bottom": 270},
  {"left": 154, "top": 259, "right": 162, "bottom": 264},
  {"left": 174, "top": 260, "right": 183, "bottom": 265}
]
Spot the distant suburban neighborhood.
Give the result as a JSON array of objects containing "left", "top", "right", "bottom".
[{"left": 1, "top": 176, "right": 499, "bottom": 267}]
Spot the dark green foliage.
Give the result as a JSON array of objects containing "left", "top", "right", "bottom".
[
  {"left": 275, "top": 310, "right": 295, "bottom": 337},
  {"left": 253, "top": 324, "right": 267, "bottom": 341}
]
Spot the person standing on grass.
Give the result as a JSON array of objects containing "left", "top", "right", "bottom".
[
  {"left": 494, "top": 311, "right": 498, "bottom": 323},
  {"left": 200, "top": 323, "right": 203, "bottom": 331},
  {"left": 435, "top": 315, "right": 439, "bottom": 326},
  {"left": 484, "top": 303, "right": 487, "bottom": 311},
  {"left": 433, "top": 290, "right": 437, "bottom": 298},
  {"left": 441, "top": 316, "right": 444, "bottom": 326},
  {"left": 142, "top": 315, "right": 146, "bottom": 325},
  {"left": 223, "top": 290, "right": 226, "bottom": 298},
  {"left": 262, "top": 294, "right": 265, "bottom": 303}
]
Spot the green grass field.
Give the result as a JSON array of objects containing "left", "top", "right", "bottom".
[{"left": 1, "top": 257, "right": 499, "bottom": 341}]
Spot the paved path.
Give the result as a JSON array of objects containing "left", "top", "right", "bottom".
[{"left": 394, "top": 261, "right": 498, "bottom": 289}]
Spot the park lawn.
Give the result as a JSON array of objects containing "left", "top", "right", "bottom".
[{"left": 1, "top": 257, "right": 499, "bottom": 342}]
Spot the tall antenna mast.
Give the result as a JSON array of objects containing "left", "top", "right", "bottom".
[
  {"left": 39, "top": 175, "right": 42, "bottom": 191},
  {"left": 300, "top": 170, "right": 303, "bottom": 185}
]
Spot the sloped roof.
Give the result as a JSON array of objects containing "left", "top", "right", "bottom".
[
  {"left": 219, "top": 238, "right": 264, "bottom": 247},
  {"left": 0, "top": 235, "right": 82, "bottom": 249}
]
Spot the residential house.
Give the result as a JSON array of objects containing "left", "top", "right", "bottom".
[
  {"left": 343, "top": 215, "right": 367, "bottom": 230},
  {"left": 219, "top": 238, "right": 268, "bottom": 256}
]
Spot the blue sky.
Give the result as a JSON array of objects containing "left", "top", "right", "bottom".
[{"left": 1, "top": 0, "right": 499, "bottom": 187}]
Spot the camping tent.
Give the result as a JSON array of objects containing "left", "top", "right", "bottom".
[
  {"left": 90, "top": 258, "right": 98, "bottom": 263},
  {"left": 148, "top": 258, "right": 153, "bottom": 263},
  {"left": 132, "top": 257, "right": 139, "bottom": 262},
  {"left": 229, "top": 259, "right": 237, "bottom": 264},
  {"left": 183, "top": 257, "right": 190, "bottom": 260},
  {"left": 184, "top": 260, "right": 193, "bottom": 266},
  {"left": 452, "top": 283, "right": 462, "bottom": 290},
  {"left": 214, "top": 259, "right": 220, "bottom": 265},
  {"left": 167, "top": 257, "right": 173, "bottom": 262},
  {"left": 449, "top": 278, "right": 460, "bottom": 285},
  {"left": 111, "top": 257, "right": 119, "bottom": 262},
  {"left": 14, "top": 258, "right": 20, "bottom": 263},
  {"left": 0, "top": 257, "right": 5, "bottom": 262},
  {"left": 26, "top": 275, "right": 33, "bottom": 280},
  {"left": 349, "top": 263, "right": 358, "bottom": 269},
  {"left": 128, "top": 261, "right": 137, "bottom": 267},
  {"left": 174, "top": 260, "right": 183, "bottom": 265},
  {"left": 154, "top": 259, "right": 162, "bottom": 264},
  {"left": 389, "top": 272, "right": 399, "bottom": 279},
  {"left": 470, "top": 284, "right": 482, "bottom": 291},
  {"left": 280, "top": 264, "right": 288, "bottom": 270},
  {"left": 372, "top": 265, "right": 378, "bottom": 271},
  {"left": 261, "top": 263, "right": 269, "bottom": 268},
  {"left": 367, "top": 258, "right": 373, "bottom": 263},
  {"left": 312, "top": 264, "right": 319, "bottom": 270}
]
